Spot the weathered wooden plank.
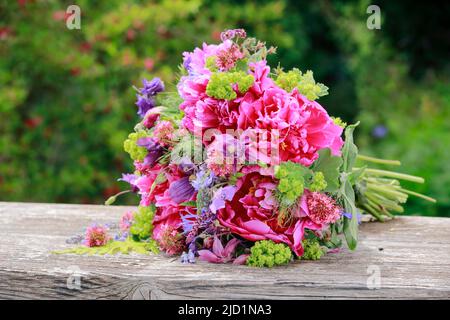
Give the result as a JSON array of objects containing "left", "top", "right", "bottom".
[{"left": 0, "top": 201, "right": 449, "bottom": 299}]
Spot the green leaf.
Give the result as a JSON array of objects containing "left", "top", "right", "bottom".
[
  {"left": 347, "top": 166, "right": 366, "bottom": 185},
  {"left": 149, "top": 172, "right": 167, "bottom": 195},
  {"left": 179, "top": 200, "right": 197, "bottom": 207},
  {"left": 339, "top": 173, "right": 359, "bottom": 250},
  {"left": 337, "top": 122, "right": 362, "bottom": 250},
  {"left": 311, "top": 148, "right": 343, "bottom": 192},
  {"left": 343, "top": 216, "right": 358, "bottom": 250},
  {"left": 341, "top": 122, "right": 360, "bottom": 173}
]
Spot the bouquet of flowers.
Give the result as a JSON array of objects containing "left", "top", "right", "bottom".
[{"left": 67, "top": 30, "right": 434, "bottom": 267}]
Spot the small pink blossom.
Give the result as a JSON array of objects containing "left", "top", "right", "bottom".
[
  {"left": 119, "top": 211, "right": 134, "bottom": 232},
  {"left": 205, "top": 134, "right": 244, "bottom": 176},
  {"left": 182, "top": 40, "right": 235, "bottom": 76},
  {"left": 198, "top": 237, "right": 241, "bottom": 264},
  {"left": 153, "top": 120, "right": 174, "bottom": 146},
  {"left": 83, "top": 224, "right": 111, "bottom": 247},
  {"left": 298, "top": 190, "right": 342, "bottom": 226},
  {"left": 158, "top": 224, "right": 185, "bottom": 255},
  {"left": 215, "top": 44, "right": 244, "bottom": 71}
]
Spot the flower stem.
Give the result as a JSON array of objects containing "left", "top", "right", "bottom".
[
  {"left": 357, "top": 154, "right": 401, "bottom": 166},
  {"left": 399, "top": 188, "right": 437, "bottom": 203},
  {"left": 104, "top": 189, "right": 132, "bottom": 205},
  {"left": 358, "top": 168, "right": 425, "bottom": 183}
]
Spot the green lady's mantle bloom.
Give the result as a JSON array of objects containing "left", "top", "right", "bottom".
[
  {"left": 123, "top": 131, "right": 149, "bottom": 161},
  {"left": 130, "top": 205, "right": 155, "bottom": 241},
  {"left": 247, "top": 240, "right": 292, "bottom": 267},
  {"left": 206, "top": 71, "right": 254, "bottom": 100},
  {"left": 301, "top": 238, "right": 324, "bottom": 260},
  {"left": 275, "top": 68, "right": 328, "bottom": 101}
]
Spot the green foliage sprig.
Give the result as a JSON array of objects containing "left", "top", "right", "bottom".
[{"left": 53, "top": 238, "right": 159, "bottom": 256}]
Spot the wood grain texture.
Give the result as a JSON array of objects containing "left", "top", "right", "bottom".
[{"left": 0, "top": 201, "right": 449, "bottom": 300}]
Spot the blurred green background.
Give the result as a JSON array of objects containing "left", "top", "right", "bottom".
[{"left": 0, "top": 0, "right": 448, "bottom": 216}]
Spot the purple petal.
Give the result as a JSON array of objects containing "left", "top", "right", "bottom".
[
  {"left": 169, "top": 177, "right": 195, "bottom": 204},
  {"left": 143, "top": 151, "right": 161, "bottom": 166},
  {"left": 135, "top": 95, "right": 155, "bottom": 118},
  {"left": 118, "top": 173, "right": 138, "bottom": 192},
  {"left": 222, "top": 186, "right": 237, "bottom": 201},
  {"left": 118, "top": 173, "right": 136, "bottom": 183},
  {"left": 136, "top": 137, "right": 154, "bottom": 148},
  {"left": 141, "top": 78, "right": 165, "bottom": 96},
  {"left": 209, "top": 198, "right": 225, "bottom": 214}
]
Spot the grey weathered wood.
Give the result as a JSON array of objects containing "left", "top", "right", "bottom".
[{"left": 0, "top": 201, "right": 449, "bottom": 300}]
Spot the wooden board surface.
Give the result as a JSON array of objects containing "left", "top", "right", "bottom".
[{"left": 0, "top": 201, "right": 449, "bottom": 300}]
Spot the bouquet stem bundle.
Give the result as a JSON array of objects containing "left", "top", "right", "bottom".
[{"left": 355, "top": 156, "right": 435, "bottom": 221}]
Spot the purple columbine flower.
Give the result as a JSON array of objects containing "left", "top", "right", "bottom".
[
  {"left": 210, "top": 186, "right": 236, "bottom": 213},
  {"left": 372, "top": 125, "right": 388, "bottom": 139},
  {"left": 169, "top": 176, "right": 196, "bottom": 204},
  {"left": 181, "top": 211, "right": 198, "bottom": 235},
  {"left": 343, "top": 212, "right": 362, "bottom": 224},
  {"left": 135, "top": 78, "right": 165, "bottom": 118},
  {"left": 178, "top": 157, "right": 195, "bottom": 174},
  {"left": 135, "top": 94, "right": 155, "bottom": 118},
  {"left": 137, "top": 137, "right": 164, "bottom": 166},
  {"left": 114, "top": 232, "right": 129, "bottom": 242},
  {"left": 181, "top": 250, "right": 196, "bottom": 264},
  {"left": 140, "top": 78, "right": 165, "bottom": 96},
  {"left": 182, "top": 54, "right": 193, "bottom": 74},
  {"left": 118, "top": 173, "right": 138, "bottom": 192}
]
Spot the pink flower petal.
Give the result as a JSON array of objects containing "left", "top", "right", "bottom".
[
  {"left": 233, "top": 254, "right": 250, "bottom": 265},
  {"left": 241, "top": 220, "right": 271, "bottom": 235},
  {"left": 198, "top": 250, "right": 221, "bottom": 263},
  {"left": 212, "top": 236, "right": 225, "bottom": 257},
  {"left": 223, "top": 238, "right": 240, "bottom": 257}
]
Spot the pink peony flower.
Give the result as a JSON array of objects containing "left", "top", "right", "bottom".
[
  {"left": 83, "top": 224, "right": 111, "bottom": 247},
  {"left": 217, "top": 167, "right": 323, "bottom": 256},
  {"left": 248, "top": 60, "right": 276, "bottom": 96},
  {"left": 178, "top": 79, "right": 241, "bottom": 136},
  {"left": 134, "top": 164, "right": 169, "bottom": 206},
  {"left": 291, "top": 89, "right": 344, "bottom": 159},
  {"left": 238, "top": 84, "right": 344, "bottom": 166}
]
